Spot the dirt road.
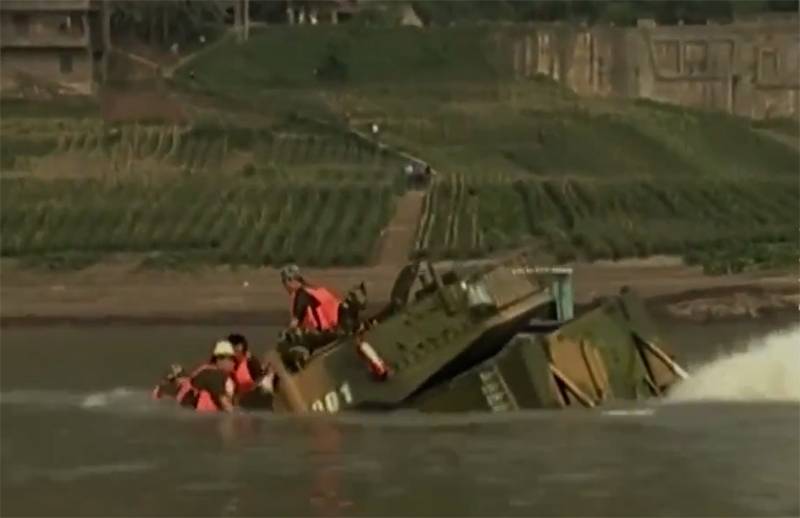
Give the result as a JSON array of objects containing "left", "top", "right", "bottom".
[
  {"left": 376, "top": 190, "right": 425, "bottom": 266},
  {"left": 0, "top": 256, "right": 795, "bottom": 325}
]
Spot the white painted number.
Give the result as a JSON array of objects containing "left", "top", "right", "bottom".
[
  {"left": 324, "top": 392, "right": 339, "bottom": 413},
  {"left": 310, "top": 382, "right": 354, "bottom": 414},
  {"left": 340, "top": 382, "right": 353, "bottom": 404}
]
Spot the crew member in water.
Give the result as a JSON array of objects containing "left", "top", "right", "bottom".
[
  {"left": 280, "top": 264, "right": 341, "bottom": 332},
  {"left": 227, "top": 333, "right": 264, "bottom": 395},
  {"left": 177, "top": 340, "right": 238, "bottom": 412}
]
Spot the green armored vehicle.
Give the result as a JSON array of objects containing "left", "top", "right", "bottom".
[{"left": 265, "top": 254, "right": 688, "bottom": 414}]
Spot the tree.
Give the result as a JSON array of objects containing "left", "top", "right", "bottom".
[
  {"left": 249, "top": 0, "right": 289, "bottom": 23},
  {"left": 110, "top": 1, "right": 227, "bottom": 49}
]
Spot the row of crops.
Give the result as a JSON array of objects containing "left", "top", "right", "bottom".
[
  {"left": 0, "top": 177, "right": 394, "bottom": 267},
  {"left": 3, "top": 172, "right": 795, "bottom": 271},
  {"left": 414, "top": 172, "right": 527, "bottom": 258},
  {"left": 2, "top": 123, "right": 402, "bottom": 176},
  {"left": 414, "top": 173, "right": 799, "bottom": 270}
]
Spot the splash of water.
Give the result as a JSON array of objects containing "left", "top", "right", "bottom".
[
  {"left": 0, "top": 387, "right": 150, "bottom": 410},
  {"left": 667, "top": 324, "right": 800, "bottom": 402},
  {"left": 81, "top": 387, "right": 137, "bottom": 408}
]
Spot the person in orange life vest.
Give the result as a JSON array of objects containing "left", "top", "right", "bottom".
[
  {"left": 227, "top": 333, "right": 264, "bottom": 395},
  {"left": 280, "top": 264, "right": 341, "bottom": 332},
  {"left": 178, "top": 340, "right": 237, "bottom": 412}
]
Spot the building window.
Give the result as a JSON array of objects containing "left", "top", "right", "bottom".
[
  {"left": 58, "top": 14, "right": 83, "bottom": 35},
  {"left": 12, "top": 14, "right": 30, "bottom": 36},
  {"left": 60, "top": 54, "right": 73, "bottom": 74},
  {"left": 758, "top": 48, "right": 779, "bottom": 83},
  {"left": 597, "top": 57, "right": 605, "bottom": 86},
  {"left": 654, "top": 40, "right": 680, "bottom": 75},
  {"left": 683, "top": 41, "right": 709, "bottom": 76}
]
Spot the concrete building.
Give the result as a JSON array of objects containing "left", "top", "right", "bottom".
[
  {"left": 508, "top": 16, "right": 799, "bottom": 119},
  {"left": 0, "top": 0, "right": 110, "bottom": 96}
]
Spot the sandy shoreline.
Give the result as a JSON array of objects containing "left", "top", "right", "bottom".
[{"left": 1, "top": 258, "right": 797, "bottom": 326}]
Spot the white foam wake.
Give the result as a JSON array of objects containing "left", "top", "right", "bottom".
[
  {"left": 667, "top": 324, "right": 800, "bottom": 402},
  {"left": 0, "top": 387, "right": 147, "bottom": 408},
  {"left": 81, "top": 387, "right": 138, "bottom": 408}
]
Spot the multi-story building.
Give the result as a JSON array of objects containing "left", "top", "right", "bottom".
[{"left": 0, "top": 0, "right": 110, "bottom": 95}]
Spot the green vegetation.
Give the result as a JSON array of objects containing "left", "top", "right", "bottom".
[
  {"left": 752, "top": 117, "right": 800, "bottom": 139},
  {"left": 389, "top": 104, "right": 798, "bottom": 179},
  {"left": 110, "top": 1, "right": 226, "bottom": 51},
  {"left": 2, "top": 25, "right": 797, "bottom": 273},
  {"left": 110, "top": 0, "right": 799, "bottom": 39},
  {"left": 0, "top": 114, "right": 402, "bottom": 269},
  {"left": 0, "top": 114, "right": 403, "bottom": 178},
  {"left": 174, "top": 25, "right": 510, "bottom": 96},
  {"left": 0, "top": 97, "right": 100, "bottom": 119},
  {"left": 174, "top": 26, "right": 796, "bottom": 174},
  {"left": 413, "top": 174, "right": 798, "bottom": 274},
  {"left": 0, "top": 177, "right": 393, "bottom": 269}
]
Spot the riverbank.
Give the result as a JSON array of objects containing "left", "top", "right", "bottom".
[{"left": 1, "top": 257, "right": 795, "bottom": 326}]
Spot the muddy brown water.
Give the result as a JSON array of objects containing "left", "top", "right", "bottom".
[{"left": 1, "top": 315, "right": 798, "bottom": 517}]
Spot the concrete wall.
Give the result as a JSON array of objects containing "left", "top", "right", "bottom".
[
  {"left": 1, "top": 49, "right": 93, "bottom": 95},
  {"left": 509, "top": 18, "right": 799, "bottom": 119}
]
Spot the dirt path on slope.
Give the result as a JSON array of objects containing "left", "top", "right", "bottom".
[{"left": 376, "top": 190, "right": 425, "bottom": 266}]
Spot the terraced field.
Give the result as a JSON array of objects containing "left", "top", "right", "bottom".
[
  {"left": 1, "top": 119, "right": 403, "bottom": 179},
  {"left": 0, "top": 177, "right": 394, "bottom": 268},
  {"left": 414, "top": 173, "right": 799, "bottom": 273},
  {"left": 0, "top": 117, "right": 403, "bottom": 269},
  {"left": 3, "top": 26, "right": 797, "bottom": 272}
]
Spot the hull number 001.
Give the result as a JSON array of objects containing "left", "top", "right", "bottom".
[{"left": 310, "top": 383, "right": 354, "bottom": 413}]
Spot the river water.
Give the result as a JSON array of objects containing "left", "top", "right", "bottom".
[{"left": 1, "top": 315, "right": 798, "bottom": 517}]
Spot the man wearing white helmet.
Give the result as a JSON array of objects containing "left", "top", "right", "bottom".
[
  {"left": 177, "top": 339, "right": 238, "bottom": 412},
  {"left": 280, "top": 264, "right": 342, "bottom": 332}
]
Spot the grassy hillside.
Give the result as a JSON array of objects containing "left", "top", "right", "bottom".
[
  {"left": 1, "top": 26, "right": 797, "bottom": 272},
  {"left": 174, "top": 26, "right": 510, "bottom": 93},
  {"left": 0, "top": 107, "right": 402, "bottom": 269},
  {"left": 414, "top": 173, "right": 796, "bottom": 272},
  {"left": 0, "top": 176, "right": 393, "bottom": 269}
]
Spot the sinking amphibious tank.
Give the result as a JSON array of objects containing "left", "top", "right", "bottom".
[{"left": 265, "top": 253, "right": 688, "bottom": 414}]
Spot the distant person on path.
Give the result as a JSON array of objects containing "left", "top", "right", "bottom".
[
  {"left": 404, "top": 162, "right": 417, "bottom": 187},
  {"left": 280, "top": 264, "right": 341, "bottom": 332}
]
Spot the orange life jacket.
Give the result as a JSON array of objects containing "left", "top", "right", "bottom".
[
  {"left": 291, "top": 285, "right": 341, "bottom": 331},
  {"left": 175, "top": 376, "right": 196, "bottom": 405},
  {"left": 176, "top": 364, "right": 229, "bottom": 412},
  {"left": 233, "top": 355, "right": 256, "bottom": 394}
]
